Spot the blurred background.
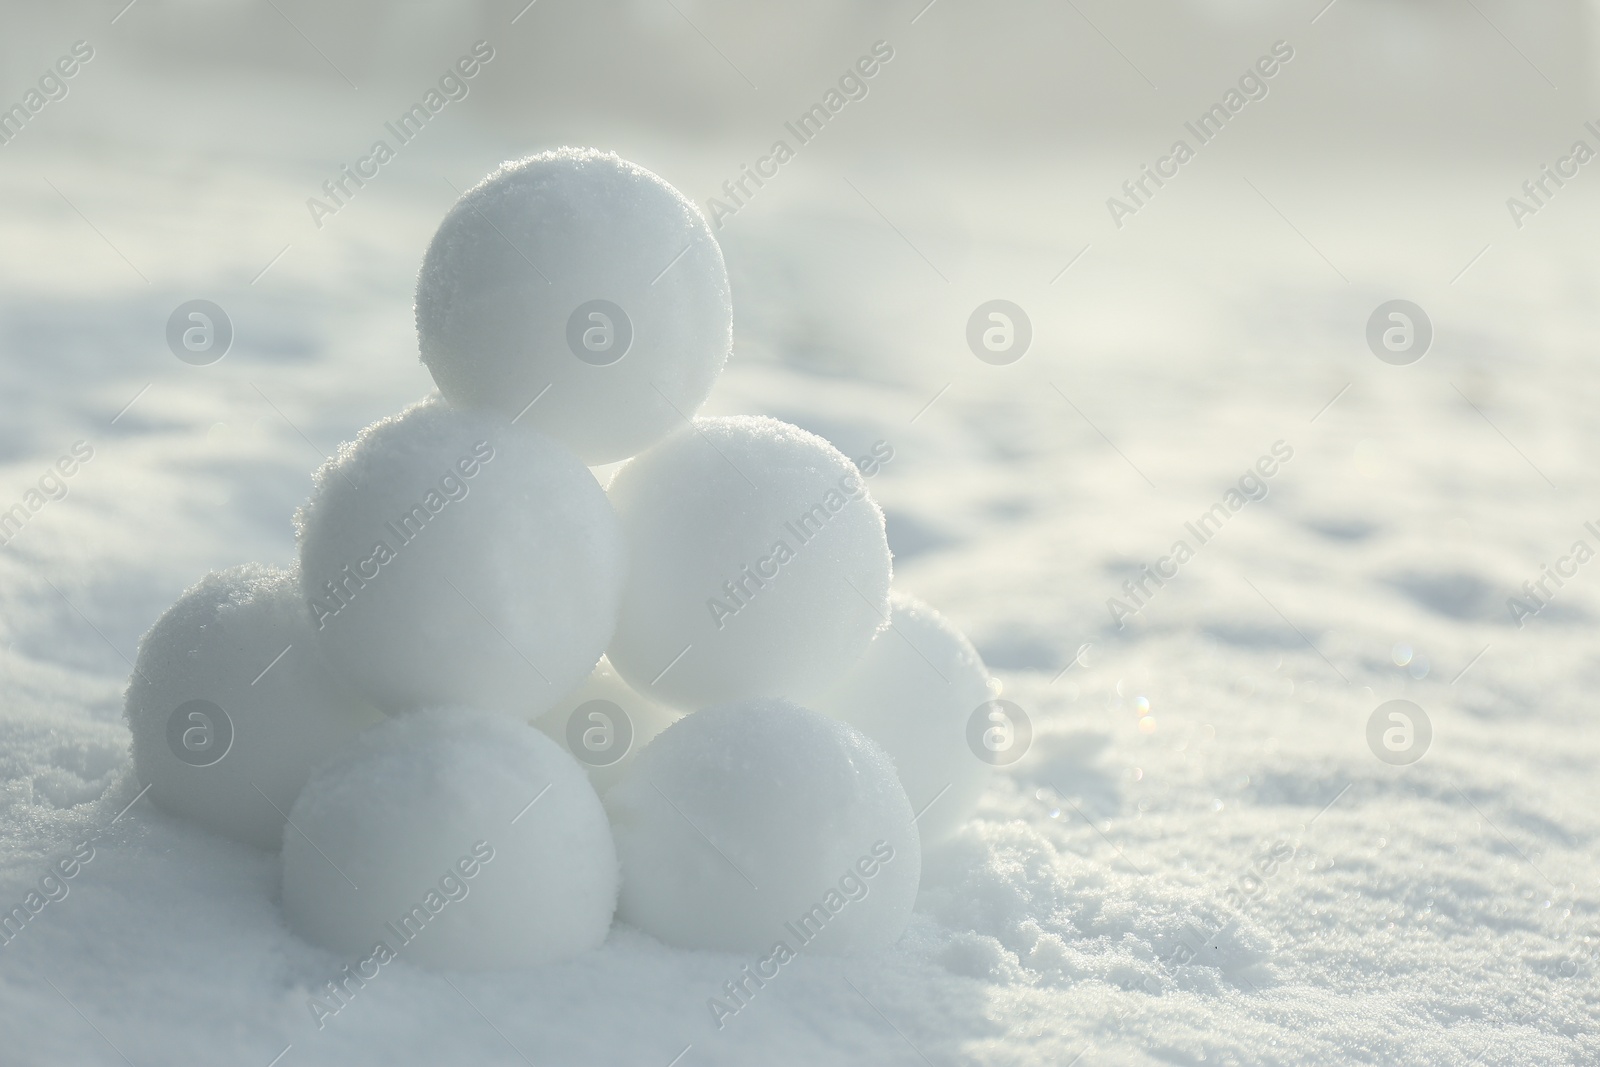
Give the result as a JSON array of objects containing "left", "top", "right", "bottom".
[{"left": 4, "top": 0, "right": 1597, "bottom": 665}]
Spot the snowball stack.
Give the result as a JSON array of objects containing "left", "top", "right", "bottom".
[{"left": 123, "top": 148, "right": 1001, "bottom": 970}]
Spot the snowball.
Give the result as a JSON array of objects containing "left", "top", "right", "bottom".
[
  {"left": 606, "top": 699, "right": 919, "bottom": 954},
  {"left": 813, "top": 592, "right": 998, "bottom": 846},
  {"left": 295, "top": 396, "right": 624, "bottom": 718},
  {"left": 606, "top": 416, "right": 891, "bottom": 709},
  {"left": 416, "top": 149, "right": 732, "bottom": 465},
  {"left": 282, "top": 707, "right": 617, "bottom": 969},
  {"left": 531, "top": 655, "right": 680, "bottom": 794},
  {"left": 124, "top": 564, "right": 383, "bottom": 849}
]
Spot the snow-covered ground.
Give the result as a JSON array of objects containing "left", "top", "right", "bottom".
[{"left": 2, "top": 5, "right": 1599, "bottom": 1063}]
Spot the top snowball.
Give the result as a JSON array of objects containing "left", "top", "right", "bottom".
[{"left": 416, "top": 149, "right": 732, "bottom": 466}]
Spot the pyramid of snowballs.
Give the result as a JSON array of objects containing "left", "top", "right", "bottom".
[{"left": 124, "top": 149, "right": 999, "bottom": 967}]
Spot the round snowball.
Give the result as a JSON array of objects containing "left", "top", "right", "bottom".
[
  {"left": 416, "top": 149, "right": 732, "bottom": 465},
  {"left": 532, "top": 655, "right": 680, "bottom": 794},
  {"left": 125, "top": 564, "right": 383, "bottom": 849},
  {"left": 814, "top": 592, "right": 998, "bottom": 846},
  {"left": 606, "top": 416, "right": 891, "bottom": 709},
  {"left": 606, "top": 699, "right": 919, "bottom": 954},
  {"left": 282, "top": 707, "right": 617, "bottom": 969},
  {"left": 295, "top": 396, "right": 624, "bottom": 718}
]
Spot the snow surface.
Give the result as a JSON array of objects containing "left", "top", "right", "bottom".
[{"left": 1, "top": 49, "right": 1598, "bottom": 1067}]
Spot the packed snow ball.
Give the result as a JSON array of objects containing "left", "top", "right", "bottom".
[
  {"left": 606, "top": 699, "right": 920, "bottom": 954},
  {"left": 295, "top": 395, "right": 624, "bottom": 718},
  {"left": 124, "top": 564, "right": 383, "bottom": 849},
  {"left": 531, "top": 655, "right": 680, "bottom": 794},
  {"left": 416, "top": 148, "right": 732, "bottom": 465},
  {"left": 282, "top": 707, "right": 618, "bottom": 969},
  {"left": 814, "top": 592, "right": 998, "bottom": 846},
  {"left": 605, "top": 416, "right": 892, "bottom": 709}
]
